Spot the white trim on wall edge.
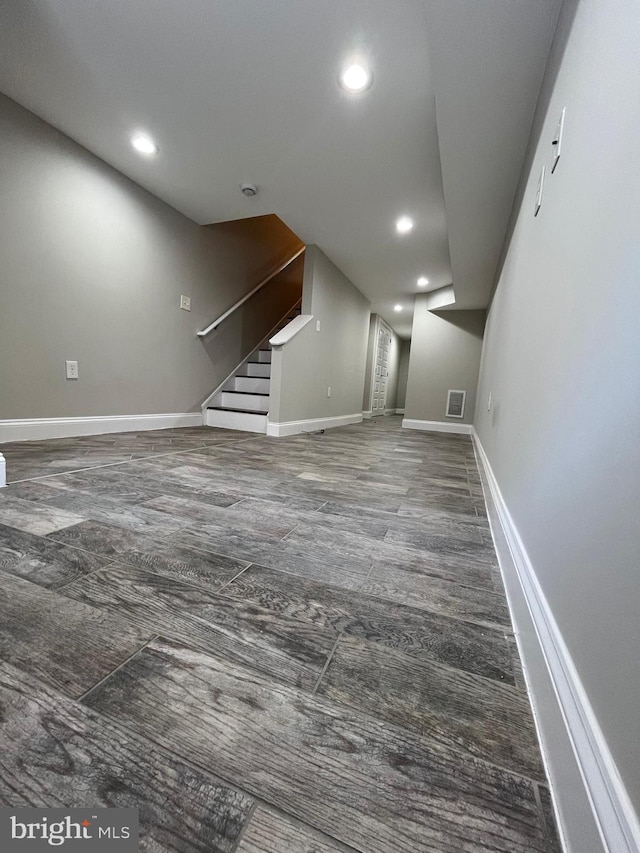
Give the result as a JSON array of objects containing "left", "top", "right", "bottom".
[
  {"left": 0, "top": 413, "right": 203, "bottom": 444},
  {"left": 473, "top": 430, "right": 640, "bottom": 853},
  {"left": 0, "top": 453, "right": 5, "bottom": 488},
  {"left": 402, "top": 418, "right": 472, "bottom": 435},
  {"left": 362, "top": 410, "right": 373, "bottom": 419},
  {"left": 267, "top": 413, "right": 362, "bottom": 437}
]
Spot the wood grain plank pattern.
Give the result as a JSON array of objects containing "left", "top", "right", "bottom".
[
  {"left": 141, "top": 494, "right": 296, "bottom": 538},
  {"left": 84, "top": 639, "right": 550, "bottom": 853},
  {"left": 37, "top": 492, "right": 185, "bottom": 537},
  {"left": 0, "top": 493, "right": 86, "bottom": 535},
  {"left": 0, "top": 570, "right": 153, "bottom": 698},
  {"left": 48, "top": 520, "right": 249, "bottom": 590},
  {"left": 218, "top": 565, "right": 515, "bottom": 684},
  {"left": 4, "top": 481, "right": 69, "bottom": 502},
  {"left": 318, "top": 499, "right": 487, "bottom": 533},
  {"left": 384, "top": 525, "right": 495, "bottom": 562},
  {"left": 72, "top": 468, "right": 242, "bottom": 507},
  {"left": 170, "top": 529, "right": 371, "bottom": 587},
  {"left": 537, "top": 785, "right": 563, "bottom": 853},
  {"left": 225, "top": 497, "right": 388, "bottom": 541},
  {"left": 0, "top": 662, "right": 253, "bottom": 852},
  {"left": 317, "top": 636, "right": 544, "bottom": 780},
  {"left": 372, "top": 540, "right": 495, "bottom": 590},
  {"left": 362, "top": 569, "right": 511, "bottom": 629},
  {"left": 0, "top": 522, "right": 110, "bottom": 588},
  {"left": 60, "top": 564, "right": 336, "bottom": 690},
  {"left": 237, "top": 807, "right": 349, "bottom": 853}
]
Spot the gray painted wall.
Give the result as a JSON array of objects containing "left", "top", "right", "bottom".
[
  {"left": 0, "top": 93, "right": 301, "bottom": 420},
  {"left": 474, "top": 0, "right": 640, "bottom": 819},
  {"left": 405, "top": 301, "right": 485, "bottom": 425},
  {"left": 270, "top": 245, "right": 370, "bottom": 424},
  {"left": 396, "top": 339, "right": 410, "bottom": 410}
]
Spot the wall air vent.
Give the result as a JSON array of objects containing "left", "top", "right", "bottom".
[{"left": 446, "top": 390, "right": 466, "bottom": 419}]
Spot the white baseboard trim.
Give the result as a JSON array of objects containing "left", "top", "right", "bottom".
[
  {"left": 0, "top": 453, "right": 5, "bottom": 488},
  {"left": 402, "top": 418, "right": 473, "bottom": 435},
  {"left": 362, "top": 410, "right": 373, "bottom": 419},
  {"left": 0, "top": 413, "right": 203, "bottom": 444},
  {"left": 473, "top": 430, "right": 640, "bottom": 853},
  {"left": 395, "top": 408, "right": 406, "bottom": 415},
  {"left": 267, "top": 413, "right": 362, "bottom": 437}
]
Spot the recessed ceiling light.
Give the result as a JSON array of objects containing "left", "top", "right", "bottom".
[
  {"left": 417, "top": 276, "right": 429, "bottom": 287},
  {"left": 131, "top": 133, "right": 158, "bottom": 156},
  {"left": 340, "top": 64, "right": 372, "bottom": 93},
  {"left": 394, "top": 304, "right": 403, "bottom": 312},
  {"left": 395, "top": 216, "right": 414, "bottom": 234}
]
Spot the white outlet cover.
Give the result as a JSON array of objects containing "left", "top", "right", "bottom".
[
  {"left": 65, "top": 360, "right": 79, "bottom": 380},
  {"left": 327, "top": 386, "right": 331, "bottom": 397},
  {"left": 552, "top": 108, "right": 565, "bottom": 173},
  {"left": 535, "top": 165, "right": 545, "bottom": 217},
  {"left": 180, "top": 295, "right": 191, "bottom": 311},
  {"left": 316, "top": 320, "right": 321, "bottom": 332}
]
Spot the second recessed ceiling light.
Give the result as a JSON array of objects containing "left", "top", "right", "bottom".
[
  {"left": 396, "top": 216, "right": 414, "bottom": 234},
  {"left": 340, "top": 64, "right": 372, "bottom": 92},
  {"left": 131, "top": 133, "right": 158, "bottom": 156},
  {"left": 417, "top": 276, "right": 429, "bottom": 287}
]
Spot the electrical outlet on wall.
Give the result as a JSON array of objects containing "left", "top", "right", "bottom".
[
  {"left": 65, "top": 360, "right": 79, "bottom": 380},
  {"left": 180, "top": 295, "right": 191, "bottom": 311}
]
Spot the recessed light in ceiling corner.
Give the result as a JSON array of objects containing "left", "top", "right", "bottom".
[
  {"left": 417, "top": 276, "right": 429, "bottom": 287},
  {"left": 339, "top": 63, "right": 372, "bottom": 93},
  {"left": 393, "top": 304, "right": 403, "bottom": 312},
  {"left": 131, "top": 133, "right": 159, "bottom": 156},
  {"left": 395, "top": 216, "right": 414, "bottom": 235}
]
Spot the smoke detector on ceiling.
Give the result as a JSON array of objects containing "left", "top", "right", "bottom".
[{"left": 240, "top": 183, "right": 258, "bottom": 197}]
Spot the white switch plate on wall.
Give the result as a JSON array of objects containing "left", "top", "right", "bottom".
[
  {"left": 180, "top": 295, "right": 191, "bottom": 311},
  {"left": 65, "top": 360, "right": 79, "bottom": 379}
]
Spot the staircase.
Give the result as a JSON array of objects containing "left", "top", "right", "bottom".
[{"left": 205, "top": 308, "right": 301, "bottom": 433}]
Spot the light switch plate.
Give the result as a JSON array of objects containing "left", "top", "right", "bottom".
[
  {"left": 535, "top": 165, "right": 545, "bottom": 217},
  {"left": 65, "top": 360, "right": 79, "bottom": 380},
  {"left": 551, "top": 108, "right": 566, "bottom": 173},
  {"left": 180, "top": 295, "right": 191, "bottom": 311},
  {"left": 316, "top": 320, "right": 321, "bottom": 332}
]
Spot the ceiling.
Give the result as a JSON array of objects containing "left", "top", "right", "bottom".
[{"left": 0, "top": 0, "right": 562, "bottom": 338}]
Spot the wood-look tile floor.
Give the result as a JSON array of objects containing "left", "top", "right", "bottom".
[{"left": 0, "top": 418, "right": 561, "bottom": 852}]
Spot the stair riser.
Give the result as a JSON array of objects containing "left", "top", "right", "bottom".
[
  {"left": 206, "top": 409, "right": 267, "bottom": 433},
  {"left": 250, "top": 350, "right": 272, "bottom": 364},
  {"left": 219, "top": 392, "right": 269, "bottom": 413},
  {"left": 243, "top": 363, "right": 271, "bottom": 378},
  {"left": 231, "top": 377, "right": 270, "bottom": 394}
]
